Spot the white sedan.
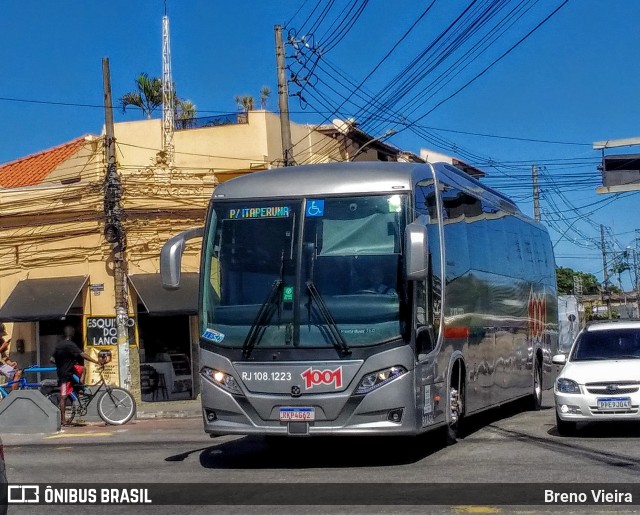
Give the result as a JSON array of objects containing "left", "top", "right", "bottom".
[{"left": 553, "top": 321, "right": 640, "bottom": 435}]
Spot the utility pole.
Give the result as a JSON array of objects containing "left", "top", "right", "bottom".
[
  {"left": 634, "top": 248, "right": 639, "bottom": 318},
  {"left": 274, "top": 25, "right": 293, "bottom": 166},
  {"left": 600, "top": 224, "right": 612, "bottom": 320},
  {"left": 102, "top": 57, "right": 131, "bottom": 389},
  {"left": 634, "top": 232, "right": 639, "bottom": 318},
  {"left": 532, "top": 164, "right": 541, "bottom": 222}
]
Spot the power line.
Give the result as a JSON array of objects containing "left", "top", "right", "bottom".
[
  {"left": 414, "top": 125, "right": 591, "bottom": 147},
  {"left": 284, "top": 0, "right": 311, "bottom": 29},
  {"left": 285, "top": 1, "right": 579, "bottom": 170},
  {"left": 362, "top": 0, "right": 536, "bottom": 136},
  {"left": 398, "top": 0, "right": 570, "bottom": 133},
  {"left": 286, "top": 1, "right": 437, "bottom": 154}
]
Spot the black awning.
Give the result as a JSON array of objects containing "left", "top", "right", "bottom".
[
  {"left": 0, "top": 276, "right": 88, "bottom": 322},
  {"left": 129, "top": 273, "right": 199, "bottom": 316}
]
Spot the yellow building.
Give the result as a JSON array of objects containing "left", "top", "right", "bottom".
[{"left": 0, "top": 111, "right": 406, "bottom": 402}]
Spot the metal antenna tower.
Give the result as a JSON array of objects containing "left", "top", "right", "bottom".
[{"left": 161, "top": 1, "right": 175, "bottom": 166}]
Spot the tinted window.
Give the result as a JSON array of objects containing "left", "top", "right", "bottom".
[{"left": 571, "top": 329, "right": 640, "bottom": 361}]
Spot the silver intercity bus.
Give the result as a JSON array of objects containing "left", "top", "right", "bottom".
[{"left": 161, "top": 162, "right": 558, "bottom": 440}]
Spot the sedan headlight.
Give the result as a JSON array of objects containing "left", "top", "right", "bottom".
[
  {"left": 355, "top": 366, "right": 407, "bottom": 395},
  {"left": 556, "top": 378, "right": 580, "bottom": 394},
  {"left": 201, "top": 367, "right": 242, "bottom": 395}
]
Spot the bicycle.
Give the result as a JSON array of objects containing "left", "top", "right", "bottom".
[
  {"left": 0, "top": 365, "right": 57, "bottom": 399},
  {"left": 47, "top": 358, "right": 136, "bottom": 426}
]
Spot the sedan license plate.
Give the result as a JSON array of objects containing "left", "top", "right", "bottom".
[
  {"left": 597, "top": 397, "right": 631, "bottom": 410},
  {"left": 280, "top": 407, "right": 315, "bottom": 422}
]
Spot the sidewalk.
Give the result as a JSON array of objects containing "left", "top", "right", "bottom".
[
  {"left": 75, "top": 396, "right": 203, "bottom": 423},
  {"left": 136, "top": 398, "right": 202, "bottom": 419}
]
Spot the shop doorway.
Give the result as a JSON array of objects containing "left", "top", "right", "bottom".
[{"left": 137, "top": 314, "right": 194, "bottom": 402}]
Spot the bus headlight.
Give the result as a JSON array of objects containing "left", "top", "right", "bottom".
[
  {"left": 355, "top": 366, "right": 407, "bottom": 395},
  {"left": 201, "top": 367, "right": 242, "bottom": 395},
  {"left": 556, "top": 378, "right": 580, "bottom": 394}
]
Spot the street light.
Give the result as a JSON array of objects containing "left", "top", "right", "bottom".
[{"left": 349, "top": 129, "right": 397, "bottom": 161}]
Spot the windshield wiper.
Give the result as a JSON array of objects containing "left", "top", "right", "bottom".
[
  {"left": 242, "top": 279, "right": 283, "bottom": 359},
  {"left": 306, "top": 280, "right": 351, "bottom": 356}
]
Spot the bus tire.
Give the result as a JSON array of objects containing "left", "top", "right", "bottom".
[
  {"left": 445, "top": 360, "right": 465, "bottom": 445},
  {"left": 530, "top": 355, "right": 543, "bottom": 411}
]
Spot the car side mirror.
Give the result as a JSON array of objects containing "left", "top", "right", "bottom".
[
  {"left": 552, "top": 354, "right": 566, "bottom": 365},
  {"left": 404, "top": 222, "right": 428, "bottom": 280}
]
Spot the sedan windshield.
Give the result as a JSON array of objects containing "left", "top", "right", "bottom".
[{"left": 571, "top": 328, "right": 640, "bottom": 361}]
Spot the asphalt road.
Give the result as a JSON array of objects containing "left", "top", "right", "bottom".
[{"left": 4, "top": 391, "right": 640, "bottom": 514}]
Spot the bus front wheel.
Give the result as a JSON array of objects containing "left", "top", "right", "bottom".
[{"left": 445, "top": 360, "right": 465, "bottom": 445}]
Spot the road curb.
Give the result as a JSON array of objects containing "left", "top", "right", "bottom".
[{"left": 136, "top": 411, "right": 201, "bottom": 419}]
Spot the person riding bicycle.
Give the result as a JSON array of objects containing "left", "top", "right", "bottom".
[
  {"left": 51, "top": 326, "right": 101, "bottom": 426},
  {"left": 0, "top": 323, "right": 22, "bottom": 390}
]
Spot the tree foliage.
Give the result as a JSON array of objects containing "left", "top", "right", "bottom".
[
  {"left": 119, "top": 73, "right": 163, "bottom": 119},
  {"left": 120, "top": 73, "right": 197, "bottom": 124},
  {"left": 259, "top": 86, "right": 271, "bottom": 109},
  {"left": 175, "top": 99, "right": 197, "bottom": 129},
  {"left": 610, "top": 261, "right": 631, "bottom": 290},
  {"left": 234, "top": 87, "right": 272, "bottom": 112},
  {"left": 556, "top": 267, "right": 600, "bottom": 295},
  {"left": 234, "top": 95, "right": 255, "bottom": 112}
]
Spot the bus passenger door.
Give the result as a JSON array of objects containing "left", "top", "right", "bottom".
[{"left": 415, "top": 279, "right": 438, "bottom": 428}]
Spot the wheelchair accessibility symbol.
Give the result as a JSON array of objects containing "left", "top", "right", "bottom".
[{"left": 305, "top": 200, "right": 325, "bottom": 217}]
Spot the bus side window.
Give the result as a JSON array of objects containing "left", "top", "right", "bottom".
[
  {"left": 416, "top": 326, "right": 435, "bottom": 356},
  {"left": 415, "top": 280, "right": 435, "bottom": 355}
]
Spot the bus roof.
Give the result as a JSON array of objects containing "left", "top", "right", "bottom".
[
  {"left": 214, "top": 161, "right": 416, "bottom": 199},
  {"left": 212, "top": 161, "right": 521, "bottom": 215}
]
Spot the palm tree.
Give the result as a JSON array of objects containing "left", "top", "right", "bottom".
[
  {"left": 259, "top": 86, "right": 271, "bottom": 109},
  {"left": 119, "top": 73, "right": 163, "bottom": 119},
  {"left": 234, "top": 95, "right": 255, "bottom": 112},
  {"left": 611, "top": 261, "right": 630, "bottom": 291},
  {"left": 176, "top": 99, "right": 197, "bottom": 129}
]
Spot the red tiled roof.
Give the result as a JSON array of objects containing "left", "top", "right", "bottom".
[{"left": 0, "top": 136, "right": 91, "bottom": 188}]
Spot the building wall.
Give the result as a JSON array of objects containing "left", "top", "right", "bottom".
[
  {"left": 420, "top": 148, "right": 454, "bottom": 165},
  {"left": 0, "top": 110, "right": 350, "bottom": 398}
]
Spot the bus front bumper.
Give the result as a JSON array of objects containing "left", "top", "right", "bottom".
[{"left": 200, "top": 371, "right": 435, "bottom": 436}]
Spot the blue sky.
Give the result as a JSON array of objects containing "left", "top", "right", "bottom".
[{"left": 0, "top": 1, "right": 638, "bottom": 289}]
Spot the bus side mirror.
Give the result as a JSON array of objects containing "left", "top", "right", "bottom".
[
  {"left": 405, "top": 222, "right": 428, "bottom": 280},
  {"left": 160, "top": 227, "right": 204, "bottom": 289}
]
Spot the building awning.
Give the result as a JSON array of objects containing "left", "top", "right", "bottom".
[
  {"left": 129, "top": 273, "right": 199, "bottom": 316},
  {"left": 0, "top": 276, "right": 88, "bottom": 322}
]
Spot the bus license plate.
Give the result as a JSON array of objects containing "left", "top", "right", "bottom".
[
  {"left": 280, "top": 407, "right": 315, "bottom": 422},
  {"left": 597, "top": 397, "right": 631, "bottom": 410}
]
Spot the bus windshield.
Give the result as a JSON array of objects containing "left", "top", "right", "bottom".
[{"left": 201, "top": 194, "right": 408, "bottom": 350}]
